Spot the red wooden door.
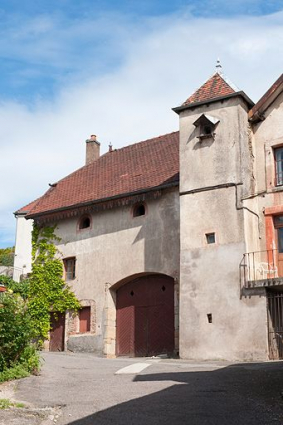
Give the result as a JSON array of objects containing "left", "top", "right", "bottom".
[
  {"left": 79, "top": 307, "right": 91, "bottom": 333},
  {"left": 50, "top": 312, "right": 65, "bottom": 351},
  {"left": 116, "top": 275, "right": 174, "bottom": 357},
  {"left": 135, "top": 306, "right": 148, "bottom": 356}
]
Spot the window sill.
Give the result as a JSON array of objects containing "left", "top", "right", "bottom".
[
  {"left": 197, "top": 133, "right": 215, "bottom": 141},
  {"left": 267, "top": 186, "right": 283, "bottom": 193}
]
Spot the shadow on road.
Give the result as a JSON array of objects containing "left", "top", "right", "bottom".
[{"left": 68, "top": 362, "right": 283, "bottom": 425}]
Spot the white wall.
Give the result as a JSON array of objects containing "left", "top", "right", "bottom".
[{"left": 13, "top": 214, "right": 33, "bottom": 281}]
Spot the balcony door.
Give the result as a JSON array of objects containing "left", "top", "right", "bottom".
[{"left": 274, "top": 216, "right": 283, "bottom": 277}]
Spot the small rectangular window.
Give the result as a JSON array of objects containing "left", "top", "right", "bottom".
[
  {"left": 64, "top": 258, "right": 76, "bottom": 280},
  {"left": 79, "top": 307, "right": 91, "bottom": 333},
  {"left": 206, "top": 233, "right": 215, "bottom": 244},
  {"left": 275, "top": 147, "right": 283, "bottom": 186}
]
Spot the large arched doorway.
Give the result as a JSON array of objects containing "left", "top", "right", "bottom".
[{"left": 116, "top": 274, "right": 174, "bottom": 357}]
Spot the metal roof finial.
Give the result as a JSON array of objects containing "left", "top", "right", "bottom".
[{"left": 216, "top": 58, "right": 222, "bottom": 74}]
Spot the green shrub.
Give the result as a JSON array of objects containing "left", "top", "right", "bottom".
[
  {"left": 0, "top": 292, "right": 37, "bottom": 372},
  {"left": 0, "top": 247, "right": 14, "bottom": 267},
  {"left": 0, "top": 364, "right": 30, "bottom": 383}
]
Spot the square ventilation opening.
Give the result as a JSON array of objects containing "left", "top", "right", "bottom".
[{"left": 206, "top": 233, "right": 215, "bottom": 244}]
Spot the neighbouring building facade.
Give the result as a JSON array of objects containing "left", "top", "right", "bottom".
[{"left": 14, "top": 67, "right": 283, "bottom": 361}]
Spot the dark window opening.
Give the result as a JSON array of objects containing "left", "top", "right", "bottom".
[
  {"left": 207, "top": 313, "right": 212, "bottom": 323},
  {"left": 206, "top": 233, "right": 215, "bottom": 244},
  {"left": 79, "top": 216, "right": 91, "bottom": 229},
  {"left": 64, "top": 257, "right": 76, "bottom": 280},
  {"left": 275, "top": 216, "right": 283, "bottom": 253},
  {"left": 133, "top": 203, "right": 146, "bottom": 217},
  {"left": 130, "top": 290, "right": 134, "bottom": 296},
  {"left": 275, "top": 147, "right": 283, "bottom": 186},
  {"left": 278, "top": 228, "right": 283, "bottom": 253},
  {"left": 203, "top": 125, "right": 212, "bottom": 135},
  {"left": 79, "top": 307, "right": 91, "bottom": 333}
]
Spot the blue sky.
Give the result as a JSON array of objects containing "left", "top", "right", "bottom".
[
  {"left": 0, "top": 0, "right": 282, "bottom": 103},
  {"left": 0, "top": 0, "right": 283, "bottom": 248}
]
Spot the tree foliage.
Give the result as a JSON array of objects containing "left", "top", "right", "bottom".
[
  {"left": 0, "top": 247, "right": 14, "bottom": 266},
  {"left": 28, "top": 224, "right": 80, "bottom": 345}
]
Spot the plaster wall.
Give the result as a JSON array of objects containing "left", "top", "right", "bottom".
[
  {"left": 178, "top": 97, "right": 268, "bottom": 360},
  {"left": 179, "top": 189, "right": 268, "bottom": 360},
  {"left": 50, "top": 189, "right": 180, "bottom": 355},
  {"left": 244, "top": 92, "right": 283, "bottom": 255},
  {"left": 13, "top": 214, "right": 33, "bottom": 281},
  {"left": 179, "top": 97, "right": 252, "bottom": 194},
  {"left": 252, "top": 91, "right": 283, "bottom": 194}
]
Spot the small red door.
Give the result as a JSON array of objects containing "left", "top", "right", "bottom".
[
  {"left": 116, "top": 275, "right": 174, "bottom": 357},
  {"left": 50, "top": 312, "right": 65, "bottom": 351},
  {"left": 79, "top": 307, "right": 91, "bottom": 333}
]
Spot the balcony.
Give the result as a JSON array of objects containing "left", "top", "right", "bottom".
[{"left": 241, "top": 250, "right": 283, "bottom": 289}]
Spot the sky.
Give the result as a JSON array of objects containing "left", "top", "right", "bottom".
[{"left": 0, "top": 0, "right": 283, "bottom": 248}]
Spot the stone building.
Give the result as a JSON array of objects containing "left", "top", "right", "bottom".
[{"left": 14, "top": 68, "right": 283, "bottom": 361}]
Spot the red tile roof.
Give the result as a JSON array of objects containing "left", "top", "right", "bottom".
[
  {"left": 16, "top": 198, "right": 42, "bottom": 215},
  {"left": 182, "top": 72, "right": 236, "bottom": 106},
  {"left": 26, "top": 131, "right": 179, "bottom": 218}
]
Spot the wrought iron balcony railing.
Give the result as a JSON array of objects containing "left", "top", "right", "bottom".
[{"left": 241, "top": 249, "right": 283, "bottom": 288}]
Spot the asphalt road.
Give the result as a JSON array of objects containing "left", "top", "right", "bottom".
[{"left": 3, "top": 352, "right": 283, "bottom": 425}]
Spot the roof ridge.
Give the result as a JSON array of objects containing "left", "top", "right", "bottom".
[
  {"left": 218, "top": 72, "right": 239, "bottom": 92},
  {"left": 51, "top": 130, "right": 179, "bottom": 185},
  {"left": 107, "top": 130, "right": 179, "bottom": 154}
]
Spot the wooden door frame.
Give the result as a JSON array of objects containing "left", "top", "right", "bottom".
[{"left": 265, "top": 206, "right": 283, "bottom": 277}]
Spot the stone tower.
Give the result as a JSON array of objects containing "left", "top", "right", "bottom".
[{"left": 173, "top": 69, "right": 268, "bottom": 360}]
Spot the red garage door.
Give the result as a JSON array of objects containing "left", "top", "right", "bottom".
[{"left": 116, "top": 275, "right": 174, "bottom": 357}]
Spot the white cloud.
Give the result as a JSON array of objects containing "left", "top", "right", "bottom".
[{"left": 0, "top": 9, "right": 283, "bottom": 246}]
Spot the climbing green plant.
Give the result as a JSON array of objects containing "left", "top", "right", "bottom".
[{"left": 28, "top": 224, "right": 80, "bottom": 346}]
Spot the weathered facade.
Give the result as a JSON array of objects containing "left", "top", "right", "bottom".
[{"left": 14, "top": 69, "right": 283, "bottom": 361}]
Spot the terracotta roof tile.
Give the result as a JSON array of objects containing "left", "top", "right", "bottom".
[
  {"left": 182, "top": 72, "right": 235, "bottom": 106},
  {"left": 26, "top": 131, "right": 179, "bottom": 218},
  {"left": 15, "top": 198, "right": 42, "bottom": 214}
]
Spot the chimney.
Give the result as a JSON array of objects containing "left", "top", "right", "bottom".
[{"left": 85, "top": 135, "right": 100, "bottom": 165}]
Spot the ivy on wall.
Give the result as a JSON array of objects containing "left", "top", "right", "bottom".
[{"left": 28, "top": 224, "right": 80, "bottom": 345}]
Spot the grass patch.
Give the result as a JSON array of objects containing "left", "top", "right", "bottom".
[
  {"left": 14, "top": 402, "right": 25, "bottom": 408},
  {"left": 0, "top": 398, "right": 26, "bottom": 409},
  {"left": 0, "top": 399, "right": 12, "bottom": 409}
]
